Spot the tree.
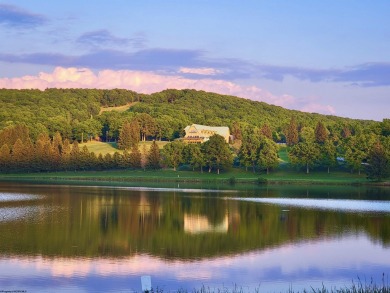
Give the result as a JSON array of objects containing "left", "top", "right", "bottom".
[
  {"left": 202, "top": 134, "right": 233, "bottom": 174},
  {"left": 257, "top": 138, "right": 279, "bottom": 174},
  {"left": 260, "top": 123, "right": 272, "bottom": 139},
  {"left": 118, "top": 121, "right": 134, "bottom": 150},
  {"left": 343, "top": 134, "right": 376, "bottom": 174},
  {"left": 162, "top": 141, "right": 185, "bottom": 171},
  {"left": 129, "top": 144, "right": 142, "bottom": 169},
  {"left": 61, "top": 139, "right": 72, "bottom": 171},
  {"left": 70, "top": 141, "right": 81, "bottom": 170},
  {"left": 0, "top": 144, "right": 11, "bottom": 172},
  {"left": 286, "top": 117, "right": 299, "bottom": 146},
  {"left": 300, "top": 127, "right": 315, "bottom": 143},
  {"left": 239, "top": 129, "right": 261, "bottom": 173},
  {"left": 231, "top": 121, "right": 242, "bottom": 141},
  {"left": 136, "top": 113, "right": 157, "bottom": 141},
  {"left": 320, "top": 140, "right": 337, "bottom": 173},
  {"left": 146, "top": 141, "right": 161, "bottom": 169},
  {"left": 366, "top": 141, "right": 390, "bottom": 181},
  {"left": 289, "top": 142, "right": 320, "bottom": 174},
  {"left": 315, "top": 121, "right": 328, "bottom": 144},
  {"left": 184, "top": 143, "right": 205, "bottom": 172}
]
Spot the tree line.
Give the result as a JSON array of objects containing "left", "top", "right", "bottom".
[
  {"left": 0, "top": 88, "right": 381, "bottom": 143},
  {"left": 0, "top": 88, "right": 389, "bottom": 180},
  {"left": 0, "top": 117, "right": 389, "bottom": 180}
]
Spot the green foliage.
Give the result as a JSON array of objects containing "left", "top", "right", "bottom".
[
  {"left": 202, "top": 134, "right": 233, "bottom": 174},
  {"left": 184, "top": 143, "right": 205, "bottom": 172},
  {"left": 146, "top": 141, "right": 161, "bottom": 170},
  {"left": 257, "top": 138, "right": 279, "bottom": 174},
  {"left": 289, "top": 142, "right": 321, "bottom": 174},
  {"left": 286, "top": 117, "right": 299, "bottom": 146},
  {"left": 162, "top": 140, "right": 185, "bottom": 171},
  {"left": 366, "top": 141, "right": 390, "bottom": 181},
  {"left": 315, "top": 121, "right": 328, "bottom": 144}
]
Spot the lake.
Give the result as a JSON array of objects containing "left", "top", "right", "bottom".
[{"left": 0, "top": 182, "right": 390, "bottom": 292}]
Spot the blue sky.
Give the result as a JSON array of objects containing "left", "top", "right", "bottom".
[{"left": 0, "top": 0, "right": 389, "bottom": 121}]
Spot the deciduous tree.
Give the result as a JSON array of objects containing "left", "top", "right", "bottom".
[
  {"left": 366, "top": 141, "right": 390, "bottom": 181},
  {"left": 289, "top": 142, "right": 320, "bottom": 174}
]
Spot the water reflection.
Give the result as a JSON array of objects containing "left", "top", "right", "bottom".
[
  {"left": 1, "top": 234, "right": 389, "bottom": 292},
  {"left": 232, "top": 197, "right": 390, "bottom": 213},
  {"left": 0, "top": 182, "right": 390, "bottom": 292}
]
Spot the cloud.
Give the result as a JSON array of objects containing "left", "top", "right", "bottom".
[
  {"left": 259, "top": 63, "right": 390, "bottom": 87},
  {"left": 0, "top": 48, "right": 205, "bottom": 71},
  {"left": 0, "top": 4, "right": 47, "bottom": 28},
  {"left": 0, "top": 66, "right": 336, "bottom": 116},
  {"left": 1, "top": 46, "right": 389, "bottom": 88},
  {"left": 76, "top": 30, "right": 147, "bottom": 49},
  {"left": 179, "top": 67, "right": 222, "bottom": 76}
]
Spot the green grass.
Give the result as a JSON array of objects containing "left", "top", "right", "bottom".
[
  {"left": 0, "top": 167, "right": 375, "bottom": 186},
  {"left": 80, "top": 140, "right": 169, "bottom": 155},
  {"left": 278, "top": 145, "right": 289, "bottom": 164},
  {"left": 99, "top": 102, "right": 137, "bottom": 114}
]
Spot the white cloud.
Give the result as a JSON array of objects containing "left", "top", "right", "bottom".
[
  {"left": 179, "top": 67, "right": 222, "bottom": 75},
  {"left": 0, "top": 66, "right": 336, "bottom": 115}
]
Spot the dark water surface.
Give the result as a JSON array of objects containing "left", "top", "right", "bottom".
[{"left": 0, "top": 182, "right": 390, "bottom": 292}]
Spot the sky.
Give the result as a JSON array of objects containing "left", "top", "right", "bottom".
[{"left": 0, "top": 1, "right": 389, "bottom": 121}]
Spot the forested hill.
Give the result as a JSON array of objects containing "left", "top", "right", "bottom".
[{"left": 0, "top": 88, "right": 381, "bottom": 142}]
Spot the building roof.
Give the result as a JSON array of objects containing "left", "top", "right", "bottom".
[{"left": 184, "top": 124, "right": 230, "bottom": 138}]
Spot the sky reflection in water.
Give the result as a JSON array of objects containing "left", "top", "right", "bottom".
[
  {"left": 1, "top": 234, "right": 390, "bottom": 292},
  {"left": 1, "top": 184, "right": 390, "bottom": 292},
  {"left": 231, "top": 197, "right": 390, "bottom": 213}
]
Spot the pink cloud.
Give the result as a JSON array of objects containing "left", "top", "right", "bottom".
[{"left": 0, "top": 66, "right": 336, "bottom": 115}]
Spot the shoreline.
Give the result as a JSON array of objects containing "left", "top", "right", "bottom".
[{"left": 0, "top": 170, "right": 389, "bottom": 187}]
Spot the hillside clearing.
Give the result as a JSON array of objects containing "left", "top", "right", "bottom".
[
  {"left": 99, "top": 102, "right": 138, "bottom": 114},
  {"left": 80, "top": 140, "right": 170, "bottom": 155}
]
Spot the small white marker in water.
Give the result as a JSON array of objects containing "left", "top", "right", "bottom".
[{"left": 141, "top": 275, "right": 152, "bottom": 292}]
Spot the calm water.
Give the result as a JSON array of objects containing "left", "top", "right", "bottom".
[{"left": 0, "top": 182, "right": 390, "bottom": 292}]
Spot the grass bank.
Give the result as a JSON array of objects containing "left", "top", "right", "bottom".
[{"left": 1, "top": 168, "right": 387, "bottom": 187}]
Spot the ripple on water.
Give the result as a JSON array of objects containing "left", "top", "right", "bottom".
[
  {"left": 0, "top": 192, "right": 45, "bottom": 222},
  {"left": 0, "top": 192, "right": 43, "bottom": 202}
]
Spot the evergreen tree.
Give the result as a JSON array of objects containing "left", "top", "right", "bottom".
[
  {"left": 129, "top": 119, "right": 141, "bottom": 145},
  {"left": 315, "top": 121, "right": 328, "bottom": 144},
  {"left": 260, "top": 123, "right": 273, "bottom": 139},
  {"left": 61, "top": 139, "right": 72, "bottom": 170},
  {"left": 35, "top": 134, "right": 51, "bottom": 171},
  {"left": 129, "top": 144, "right": 142, "bottom": 169},
  {"left": 112, "top": 152, "right": 122, "bottom": 169},
  {"left": 0, "top": 144, "right": 11, "bottom": 172},
  {"left": 11, "top": 139, "right": 27, "bottom": 172},
  {"left": 70, "top": 141, "right": 81, "bottom": 170},
  {"left": 146, "top": 141, "right": 161, "bottom": 169},
  {"left": 104, "top": 153, "right": 114, "bottom": 169},
  {"left": 118, "top": 121, "right": 134, "bottom": 150},
  {"left": 286, "top": 117, "right": 299, "bottom": 146},
  {"left": 141, "top": 144, "right": 148, "bottom": 170},
  {"left": 366, "top": 141, "right": 390, "bottom": 181}
]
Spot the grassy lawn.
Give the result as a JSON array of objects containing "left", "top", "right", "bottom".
[
  {"left": 0, "top": 167, "right": 373, "bottom": 186},
  {"left": 278, "top": 145, "right": 289, "bottom": 164},
  {"left": 80, "top": 140, "right": 169, "bottom": 155},
  {"left": 99, "top": 102, "right": 138, "bottom": 114}
]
